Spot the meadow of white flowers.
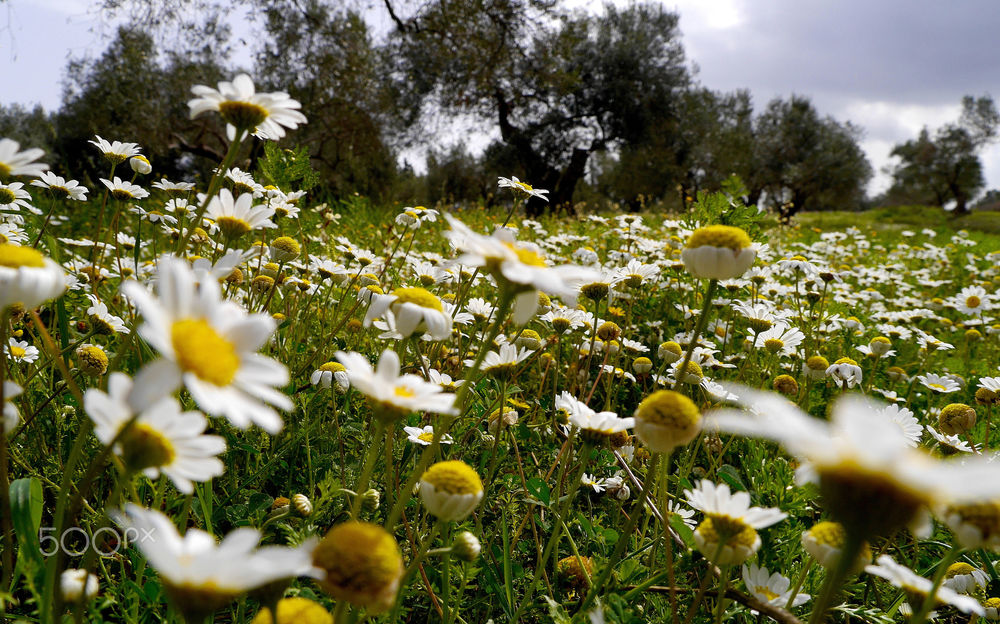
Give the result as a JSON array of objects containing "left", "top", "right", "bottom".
[{"left": 2, "top": 74, "right": 1000, "bottom": 624}]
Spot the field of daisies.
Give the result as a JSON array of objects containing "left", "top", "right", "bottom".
[{"left": 3, "top": 74, "right": 1000, "bottom": 624}]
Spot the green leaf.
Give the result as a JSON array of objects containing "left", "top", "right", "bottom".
[
  {"left": 9, "top": 477, "right": 45, "bottom": 593},
  {"left": 668, "top": 514, "right": 695, "bottom": 549},
  {"left": 525, "top": 476, "right": 550, "bottom": 506},
  {"left": 717, "top": 464, "right": 746, "bottom": 492}
]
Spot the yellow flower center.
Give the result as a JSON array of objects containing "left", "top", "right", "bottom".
[
  {"left": 319, "top": 362, "right": 346, "bottom": 373},
  {"left": 393, "top": 386, "right": 415, "bottom": 399},
  {"left": 755, "top": 586, "right": 780, "bottom": 601},
  {"left": 0, "top": 188, "right": 16, "bottom": 204},
  {"left": 170, "top": 318, "right": 239, "bottom": 386},
  {"left": 807, "top": 521, "right": 847, "bottom": 548},
  {"left": 686, "top": 225, "right": 752, "bottom": 251},
  {"left": 967, "top": 295, "right": 982, "bottom": 308},
  {"left": 502, "top": 242, "right": 546, "bottom": 267},
  {"left": 833, "top": 357, "right": 858, "bottom": 367},
  {"left": 421, "top": 460, "right": 483, "bottom": 495},
  {"left": 271, "top": 236, "right": 300, "bottom": 257},
  {"left": 111, "top": 189, "right": 135, "bottom": 201},
  {"left": 311, "top": 522, "right": 402, "bottom": 612},
  {"left": 946, "top": 562, "right": 975, "bottom": 578},
  {"left": 9, "top": 346, "right": 25, "bottom": 358},
  {"left": 764, "top": 338, "right": 784, "bottom": 352},
  {"left": 120, "top": 423, "right": 176, "bottom": 471},
  {"left": 635, "top": 390, "right": 700, "bottom": 428},
  {"left": 697, "top": 516, "right": 758, "bottom": 547},
  {"left": 216, "top": 216, "right": 252, "bottom": 238},
  {"left": 0, "top": 162, "right": 10, "bottom": 176},
  {"left": 250, "top": 597, "right": 334, "bottom": 624},
  {"left": 218, "top": 101, "right": 269, "bottom": 130},
  {"left": 0, "top": 243, "right": 46, "bottom": 268},
  {"left": 417, "top": 432, "right": 435, "bottom": 443},
  {"left": 392, "top": 287, "right": 443, "bottom": 311}
]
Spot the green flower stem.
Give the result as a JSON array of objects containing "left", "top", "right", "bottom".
[
  {"left": 442, "top": 523, "right": 454, "bottom": 624},
  {"left": 576, "top": 452, "right": 662, "bottom": 615},
  {"left": 384, "top": 290, "right": 514, "bottom": 531},
  {"left": 806, "top": 529, "right": 864, "bottom": 624},
  {"left": 715, "top": 565, "right": 733, "bottom": 624},
  {"left": 350, "top": 420, "right": 386, "bottom": 518},
  {"left": 785, "top": 559, "right": 814, "bottom": 610},
  {"left": 511, "top": 441, "right": 593, "bottom": 623},
  {"left": 671, "top": 279, "right": 718, "bottom": 392},
  {"left": 910, "top": 544, "right": 962, "bottom": 624},
  {"left": 175, "top": 131, "right": 245, "bottom": 253}
]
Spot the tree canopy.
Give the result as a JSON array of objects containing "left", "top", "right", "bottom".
[
  {"left": 883, "top": 95, "right": 999, "bottom": 214},
  {"left": 0, "top": 0, "right": 909, "bottom": 216}
]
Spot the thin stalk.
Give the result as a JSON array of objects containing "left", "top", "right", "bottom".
[{"left": 671, "top": 279, "right": 718, "bottom": 392}]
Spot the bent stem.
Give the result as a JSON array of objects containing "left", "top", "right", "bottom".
[{"left": 350, "top": 420, "right": 386, "bottom": 518}]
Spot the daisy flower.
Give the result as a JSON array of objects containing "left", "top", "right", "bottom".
[
  {"left": 89, "top": 136, "right": 141, "bottom": 164},
  {"left": 497, "top": 176, "right": 549, "bottom": 201},
  {"left": 188, "top": 74, "right": 307, "bottom": 141},
  {"left": 121, "top": 256, "right": 292, "bottom": 434},
  {"left": 419, "top": 460, "right": 483, "bottom": 521},
  {"left": 750, "top": 323, "right": 804, "bottom": 357},
  {"left": 5, "top": 338, "right": 39, "bottom": 364},
  {"left": 310, "top": 361, "right": 350, "bottom": 392},
  {"left": 556, "top": 391, "right": 634, "bottom": 442},
  {"left": 877, "top": 404, "right": 923, "bottom": 447},
  {"left": 742, "top": 563, "right": 810, "bottom": 609},
  {"left": 404, "top": 425, "right": 453, "bottom": 446},
  {"left": 152, "top": 178, "right": 195, "bottom": 194},
  {"left": 85, "top": 373, "right": 225, "bottom": 493},
  {"left": 0, "top": 138, "right": 47, "bottom": 177},
  {"left": 86, "top": 294, "right": 130, "bottom": 335},
  {"left": 115, "top": 504, "right": 318, "bottom": 621},
  {"left": 335, "top": 349, "right": 457, "bottom": 422},
  {"left": 0, "top": 182, "right": 38, "bottom": 214},
  {"left": 363, "top": 287, "right": 453, "bottom": 341},
  {"left": 204, "top": 188, "right": 276, "bottom": 238},
  {"left": 684, "top": 480, "right": 786, "bottom": 565},
  {"left": 0, "top": 243, "right": 66, "bottom": 311},
  {"left": 681, "top": 225, "right": 756, "bottom": 280},
  {"left": 100, "top": 177, "right": 149, "bottom": 201},
  {"left": 953, "top": 285, "right": 990, "bottom": 316},
  {"left": 466, "top": 343, "right": 533, "bottom": 379},
  {"left": 865, "top": 555, "right": 983, "bottom": 616},
  {"left": 942, "top": 562, "right": 989, "bottom": 594},
  {"left": 825, "top": 357, "right": 862, "bottom": 388},
  {"left": 707, "top": 387, "right": 1000, "bottom": 538},
  {"left": 918, "top": 372, "right": 961, "bottom": 394},
  {"left": 445, "top": 214, "right": 596, "bottom": 324},
  {"left": 801, "top": 521, "right": 872, "bottom": 572},
  {"left": 31, "top": 172, "right": 88, "bottom": 201}
]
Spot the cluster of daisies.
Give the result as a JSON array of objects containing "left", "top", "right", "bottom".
[{"left": 4, "top": 69, "right": 1000, "bottom": 624}]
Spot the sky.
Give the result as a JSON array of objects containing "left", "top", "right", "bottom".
[{"left": 2, "top": 0, "right": 999, "bottom": 197}]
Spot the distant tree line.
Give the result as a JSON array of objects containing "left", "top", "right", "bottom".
[{"left": 1, "top": 0, "right": 995, "bottom": 216}]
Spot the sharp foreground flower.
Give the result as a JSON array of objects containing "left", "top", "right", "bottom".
[
  {"left": 122, "top": 256, "right": 292, "bottom": 433},
  {"left": 335, "top": 349, "right": 457, "bottom": 421}
]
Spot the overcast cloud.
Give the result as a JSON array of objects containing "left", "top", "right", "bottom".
[{"left": 3, "top": 0, "right": 999, "bottom": 196}]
